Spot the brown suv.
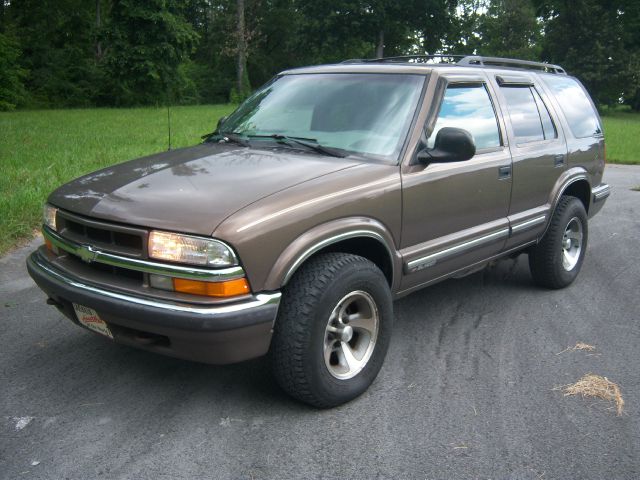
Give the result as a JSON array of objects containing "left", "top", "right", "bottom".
[{"left": 28, "top": 55, "right": 610, "bottom": 407}]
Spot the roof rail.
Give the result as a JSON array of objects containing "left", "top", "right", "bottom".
[
  {"left": 341, "top": 54, "right": 566, "bottom": 74},
  {"left": 341, "top": 55, "right": 466, "bottom": 64},
  {"left": 457, "top": 56, "right": 566, "bottom": 74}
]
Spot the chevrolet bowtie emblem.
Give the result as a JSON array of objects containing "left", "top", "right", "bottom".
[{"left": 77, "top": 244, "right": 98, "bottom": 263}]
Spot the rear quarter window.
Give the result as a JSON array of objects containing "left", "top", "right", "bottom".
[{"left": 542, "top": 75, "right": 602, "bottom": 139}]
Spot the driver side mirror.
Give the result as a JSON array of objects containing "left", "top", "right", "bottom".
[{"left": 417, "top": 127, "right": 476, "bottom": 164}]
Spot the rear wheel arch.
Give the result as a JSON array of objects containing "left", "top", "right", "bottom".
[
  {"left": 561, "top": 179, "right": 591, "bottom": 214},
  {"left": 541, "top": 170, "right": 591, "bottom": 239}
]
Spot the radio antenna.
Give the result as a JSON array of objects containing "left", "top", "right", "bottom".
[{"left": 167, "top": 104, "right": 172, "bottom": 151}]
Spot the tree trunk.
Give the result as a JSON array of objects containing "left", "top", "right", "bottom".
[
  {"left": 236, "top": 0, "right": 246, "bottom": 95},
  {"left": 375, "top": 29, "right": 384, "bottom": 58},
  {"left": 96, "top": 0, "right": 103, "bottom": 60}
]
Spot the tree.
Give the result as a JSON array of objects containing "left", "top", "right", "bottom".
[
  {"left": 536, "top": 0, "right": 635, "bottom": 108},
  {"left": 102, "top": 0, "right": 199, "bottom": 105},
  {"left": 0, "top": 32, "right": 27, "bottom": 110},
  {"left": 480, "top": 0, "right": 541, "bottom": 60},
  {"left": 7, "top": 0, "right": 101, "bottom": 107},
  {"left": 235, "top": 0, "right": 249, "bottom": 98}
]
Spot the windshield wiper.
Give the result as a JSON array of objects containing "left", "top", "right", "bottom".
[
  {"left": 248, "top": 134, "right": 347, "bottom": 158},
  {"left": 202, "top": 131, "right": 250, "bottom": 147}
]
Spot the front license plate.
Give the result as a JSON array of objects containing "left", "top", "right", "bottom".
[{"left": 72, "top": 303, "right": 113, "bottom": 339}]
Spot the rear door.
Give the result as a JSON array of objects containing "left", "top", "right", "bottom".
[
  {"left": 489, "top": 73, "right": 568, "bottom": 249},
  {"left": 399, "top": 72, "right": 512, "bottom": 293}
]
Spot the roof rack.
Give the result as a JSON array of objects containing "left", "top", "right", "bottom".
[
  {"left": 341, "top": 54, "right": 466, "bottom": 64},
  {"left": 457, "top": 56, "right": 566, "bottom": 74},
  {"left": 341, "top": 54, "right": 566, "bottom": 74}
]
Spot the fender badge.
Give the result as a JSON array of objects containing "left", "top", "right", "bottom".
[{"left": 77, "top": 244, "right": 98, "bottom": 263}]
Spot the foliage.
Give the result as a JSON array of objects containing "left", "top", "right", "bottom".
[
  {"left": 480, "top": 0, "right": 541, "bottom": 60},
  {"left": 0, "top": 32, "right": 27, "bottom": 110},
  {"left": 535, "top": 0, "right": 639, "bottom": 108},
  {"left": 0, "top": 0, "right": 639, "bottom": 109},
  {"left": 101, "top": 0, "right": 199, "bottom": 106}
]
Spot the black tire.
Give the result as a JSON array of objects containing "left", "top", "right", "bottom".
[
  {"left": 270, "top": 252, "right": 393, "bottom": 408},
  {"left": 529, "top": 195, "right": 588, "bottom": 289}
]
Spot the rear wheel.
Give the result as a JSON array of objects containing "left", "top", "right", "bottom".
[
  {"left": 270, "top": 253, "right": 393, "bottom": 408},
  {"left": 529, "top": 195, "right": 588, "bottom": 289}
]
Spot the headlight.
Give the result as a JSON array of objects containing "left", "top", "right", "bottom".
[
  {"left": 148, "top": 231, "right": 238, "bottom": 267},
  {"left": 43, "top": 204, "right": 58, "bottom": 231}
]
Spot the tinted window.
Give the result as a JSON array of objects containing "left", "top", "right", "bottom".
[
  {"left": 532, "top": 88, "right": 557, "bottom": 140},
  {"left": 428, "top": 85, "right": 501, "bottom": 150},
  {"left": 501, "top": 86, "right": 545, "bottom": 144},
  {"left": 542, "top": 75, "right": 602, "bottom": 138}
]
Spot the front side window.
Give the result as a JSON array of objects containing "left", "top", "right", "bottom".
[
  {"left": 220, "top": 73, "right": 426, "bottom": 163},
  {"left": 541, "top": 75, "right": 602, "bottom": 138},
  {"left": 428, "top": 84, "right": 501, "bottom": 150}
]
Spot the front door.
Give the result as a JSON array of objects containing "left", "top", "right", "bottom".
[{"left": 400, "top": 73, "right": 513, "bottom": 293}]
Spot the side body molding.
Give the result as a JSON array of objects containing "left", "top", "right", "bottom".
[{"left": 263, "top": 217, "right": 401, "bottom": 292}]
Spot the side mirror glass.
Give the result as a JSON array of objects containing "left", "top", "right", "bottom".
[{"left": 417, "top": 127, "right": 476, "bottom": 164}]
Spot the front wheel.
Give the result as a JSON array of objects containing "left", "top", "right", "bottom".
[
  {"left": 529, "top": 195, "right": 588, "bottom": 289},
  {"left": 270, "top": 253, "right": 393, "bottom": 408}
]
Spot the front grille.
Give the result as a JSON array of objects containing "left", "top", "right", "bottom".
[
  {"left": 63, "top": 252, "right": 144, "bottom": 284},
  {"left": 57, "top": 210, "right": 147, "bottom": 258}
]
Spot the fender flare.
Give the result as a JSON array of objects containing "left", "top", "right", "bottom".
[
  {"left": 263, "top": 217, "right": 400, "bottom": 291},
  {"left": 541, "top": 167, "right": 591, "bottom": 237}
]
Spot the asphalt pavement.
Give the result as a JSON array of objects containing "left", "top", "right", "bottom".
[{"left": 1, "top": 165, "right": 639, "bottom": 480}]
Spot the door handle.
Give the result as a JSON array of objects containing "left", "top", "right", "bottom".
[
  {"left": 554, "top": 154, "right": 565, "bottom": 166},
  {"left": 498, "top": 165, "right": 511, "bottom": 179}
]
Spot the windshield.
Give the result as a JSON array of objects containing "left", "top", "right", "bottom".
[{"left": 220, "top": 73, "right": 426, "bottom": 163}]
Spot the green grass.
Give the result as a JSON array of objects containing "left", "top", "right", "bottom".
[
  {"left": 0, "top": 104, "right": 235, "bottom": 256},
  {"left": 601, "top": 112, "right": 640, "bottom": 165},
  {"left": 0, "top": 106, "right": 639, "bottom": 256}
]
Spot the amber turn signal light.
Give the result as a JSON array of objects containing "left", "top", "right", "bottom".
[{"left": 173, "top": 277, "right": 250, "bottom": 298}]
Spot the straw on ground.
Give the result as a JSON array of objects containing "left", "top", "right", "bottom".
[
  {"left": 559, "top": 373, "right": 624, "bottom": 416},
  {"left": 556, "top": 342, "right": 596, "bottom": 355}
]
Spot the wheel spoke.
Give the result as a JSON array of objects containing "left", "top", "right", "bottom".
[
  {"left": 336, "top": 303, "right": 350, "bottom": 324},
  {"left": 324, "top": 341, "right": 334, "bottom": 366},
  {"left": 347, "top": 313, "right": 375, "bottom": 334},
  {"left": 340, "top": 342, "right": 361, "bottom": 372}
]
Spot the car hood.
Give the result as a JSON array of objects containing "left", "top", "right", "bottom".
[{"left": 48, "top": 143, "right": 362, "bottom": 235}]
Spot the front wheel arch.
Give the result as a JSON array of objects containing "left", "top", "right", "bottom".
[{"left": 263, "top": 219, "right": 400, "bottom": 292}]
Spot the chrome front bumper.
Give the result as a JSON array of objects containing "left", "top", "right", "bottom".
[{"left": 27, "top": 250, "right": 281, "bottom": 364}]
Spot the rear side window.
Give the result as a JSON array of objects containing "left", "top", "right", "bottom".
[
  {"left": 542, "top": 75, "right": 602, "bottom": 138},
  {"left": 429, "top": 84, "right": 501, "bottom": 150},
  {"left": 532, "top": 89, "right": 557, "bottom": 140},
  {"left": 501, "top": 86, "right": 556, "bottom": 144}
]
